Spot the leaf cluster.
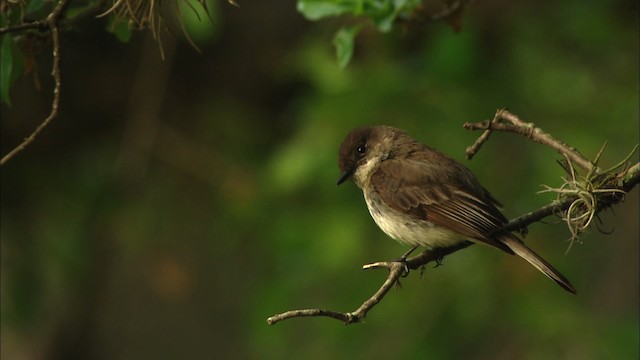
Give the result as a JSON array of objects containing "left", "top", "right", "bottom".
[{"left": 297, "top": 0, "right": 424, "bottom": 67}]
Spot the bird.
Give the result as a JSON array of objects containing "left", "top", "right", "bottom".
[{"left": 336, "top": 125, "right": 577, "bottom": 294}]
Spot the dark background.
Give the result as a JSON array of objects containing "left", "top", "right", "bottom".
[{"left": 1, "top": 0, "right": 638, "bottom": 359}]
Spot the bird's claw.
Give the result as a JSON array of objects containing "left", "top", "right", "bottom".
[
  {"left": 400, "top": 262, "right": 410, "bottom": 277},
  {"left": 432, "top": 249, "right": 444, "bottom": 268},
  {"left": 396, "top": 245, "right": 418, "bottom": 277}
]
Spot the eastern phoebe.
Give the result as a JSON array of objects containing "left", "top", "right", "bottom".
[{"left": 337, "top": 126, "right": 576, "bottom": 294}]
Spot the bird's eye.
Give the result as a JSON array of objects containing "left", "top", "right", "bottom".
[{"left": 356, "top": 145, "right": 366, "bottom": 155}]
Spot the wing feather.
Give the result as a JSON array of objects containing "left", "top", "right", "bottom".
[{"left": 370, "top": 158, "right": 513, "bottom": 254}]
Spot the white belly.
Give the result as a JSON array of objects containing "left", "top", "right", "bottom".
[{"left": 364, "top": 190, "right": 464, "bottom": 249}]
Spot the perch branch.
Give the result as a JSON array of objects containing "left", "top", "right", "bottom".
[
  {"left": 267, "top": 242, "right": 472, "bottom": 325},
  {"left": 0, "top": 0, "right": 71, "bottom": 166},
  {"left": 0, "top": 21, "right": 49, "bottom": 34},
  {"left": 266, "top": 261, "right": 406, "bottom": 325},
  {"left": 503, "top": 161, "right": 638, "bottom": 233},
  {"left": 267, "top": 110, "right": 638, "bottom": 326}
]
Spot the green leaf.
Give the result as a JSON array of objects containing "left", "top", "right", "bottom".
[
  {"left": 332, "top": 25, "right": 361, "bottom": 69},
  {"left": 108, "top": 18, "right": 133, "bottom": 43},
  {"left": 370, "top": 0, "right": 422, "bottom": 32},
  {"left": 1, "top": 35, "right": 13, "bottom": 106},
  {"left": 297, "top": 0, "right": 354, "bottom": 21},
  {"left": 374, "top": 12, "right": 396, "bottom": 32},
  {"left": 178, "top": 0, "right": 219, "bottom": 44}
]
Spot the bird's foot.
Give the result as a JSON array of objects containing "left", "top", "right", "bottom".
[
  {"left": 432, "top": 248, "right": 445, "bottom": 268},
  {"left": 395, "top": 245, "right": 419, "bottom": 277}
]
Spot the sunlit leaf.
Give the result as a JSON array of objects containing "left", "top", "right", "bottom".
[
  {"left": 297, "top": 0, "right": 354, "bottom": 20},
  {"left": 333, "top": 25, "right": 361, "bottom": 69},
  {"left": 374, "top": 12, "right": 396, "bottom": 32},
  {"left": 371, "top": 0, "right": 422, "bottom": 32},
  {"left": 108, "top": 19, "right": 133, "bottom": 43}
]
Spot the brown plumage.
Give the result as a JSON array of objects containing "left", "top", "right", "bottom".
[{"left": 337, "top": 126, "right": 576, "bottom": 294}]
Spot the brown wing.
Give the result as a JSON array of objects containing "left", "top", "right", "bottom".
[{"left": 370, "top": 158, "right": 514, "bottom": 254}]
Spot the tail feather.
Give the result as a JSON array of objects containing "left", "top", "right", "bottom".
[{"left": 500, "top": 235, "right": 577, "bottom": 295}]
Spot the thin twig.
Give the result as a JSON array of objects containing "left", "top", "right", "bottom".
[
  {"left": 267, "top": 262, "right": 406, "bottom": 325},
  {"left": 266, "top": 309, "right": 359, "bottom": 325},
  {"left": 0, "top": 21, "right": 48, "bottom": 34},
  {"left": 465, "top": 108, "right": 501, "bottom": 159},
  {"left": 464, "top": 109, "right": 597, "bottom": 173},
  {"left": 267, "top": 242, "right": 472, "bottom": 326},
  {"left": 0, "top": 0, "right": 71, "bottom": 166},
  {"left": 1, "top": 0, "right": 106, "bottom": 34}
]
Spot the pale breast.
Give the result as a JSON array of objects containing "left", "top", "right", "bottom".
[{"left": 363, "top": 189, "right": 465, "bottom": 249}]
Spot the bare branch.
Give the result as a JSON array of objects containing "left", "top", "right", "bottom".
[
  {"left": 0, "top": 21, "right": 48, "bottom": 35},
  {"left": 267, "top": 260, "right": 407, "bottom": 325},
  {"left": 464, "top": 108, "right": 501, "bottom": 159},
  {"left": 621, "top": 162, "right": 640, "bottom": 189},
  {"left": 0, "top": 0, "right": 71, "bottom": 166},
  {"left": 464, "top": 109, "right": 597, "bottom": 173},
  {"left": 267, "top": 242, "right": 472, "bottom": 326},
  {"left": 267, "top": 308, "right": 358, "bottom": 325}
]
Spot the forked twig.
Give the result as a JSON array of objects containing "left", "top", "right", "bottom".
[
  {"left": 267, "top": 242, "right": 471, "bottom": 325},
  {"left": 463, "top": 109, "right": 597, "bottom": 173},
  {"left": 1, "top": 0, "right": 71, "bottom": 166}
]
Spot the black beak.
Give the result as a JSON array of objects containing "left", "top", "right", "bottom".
[{"left": 336, "top": 168, "right": 354, "bottom": 185}]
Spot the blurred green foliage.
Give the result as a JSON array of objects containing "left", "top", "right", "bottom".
[
  {"left": 1, "top": 0, "right": 638, "bottom": 360},
  {"left": 0, "top": 35, "right": 13, "bottom": 105},
  {"left": 298, "top": 0, "right": 424, "bottom": 66},
  {"left": 297, "top": 0, "right": 438, "bottom": 68},
  {"left": 298, "top": 0, "right": 422, "bottom": 31}
]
